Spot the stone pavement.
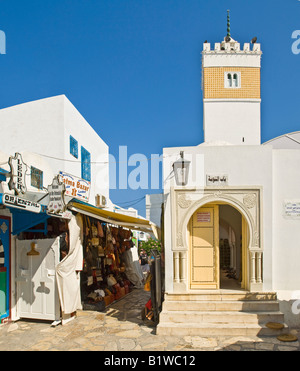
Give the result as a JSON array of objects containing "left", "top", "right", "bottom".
[{"left": 0, "top": 288, "right": 299, "bottom": 351}]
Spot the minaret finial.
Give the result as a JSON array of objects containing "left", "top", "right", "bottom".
[{"left": 227, "top": 10, "right": 231, "bottom": 38}]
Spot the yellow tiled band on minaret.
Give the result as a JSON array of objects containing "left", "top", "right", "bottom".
[{"left": 203, "top": 67, "right": 260, "bottom": 99}]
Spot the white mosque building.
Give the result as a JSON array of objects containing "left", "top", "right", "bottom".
[{"left": 157, "top": 16, "right": 300, "bottom": 336}]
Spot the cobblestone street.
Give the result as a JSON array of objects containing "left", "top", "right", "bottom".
[{"left": 0, "top": 288, "right": 299, "bottom": 352}]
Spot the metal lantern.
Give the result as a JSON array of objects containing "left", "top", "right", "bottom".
[{"left": 172, "top": 151, "right": 191, "bottom": 186}]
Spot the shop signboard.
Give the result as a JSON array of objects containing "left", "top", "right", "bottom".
[
  {"left": 59, "top": 171, "right": 90, "bottom": 202},
  {"left": 47, "top": 175, "right": 72, "bottom": 219},
  {"left": 2, "top": 193, "right": 42, "bottom": 213},
  {"left": 8, "top": 152, "right": 27, "bottom": 195}
]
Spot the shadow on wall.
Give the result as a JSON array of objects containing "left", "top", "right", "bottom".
[{"left": 278, "top": 299, "right": 300, "bottom": 329}]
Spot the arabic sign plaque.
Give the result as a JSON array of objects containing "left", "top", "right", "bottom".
[{"left": 206, "top": 174, "right": 228, "bottom": 186}]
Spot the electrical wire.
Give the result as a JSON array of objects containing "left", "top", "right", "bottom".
[
  {"left": 115, "top": 196, "right": 146, "bottom": 206},
  {"left": 31, "top": 152, "right": 173, "bottom": 164}
]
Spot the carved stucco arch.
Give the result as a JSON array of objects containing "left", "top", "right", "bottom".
[{"left": 174, "top": 190, "right": 261, "bottom": 253}]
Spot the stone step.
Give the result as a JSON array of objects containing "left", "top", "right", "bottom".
[
  {"left": 159, "top": 310, "right": 284, "bottom": 325},
  {"left": 164, "top": 292, "right": 278, "bottom": 302},
  {"left": 162, "top": 300, "right": 280, "bottom": 312},
  {"left": 156, "top": 322, "right": 288, "bottom": 337}
]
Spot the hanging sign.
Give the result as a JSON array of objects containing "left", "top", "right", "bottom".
[
  {"left": 59, "top": 171, "right": 90, "bottom": 201},
  {"left": 47, "top": 175, "right": 72, "bottom": 219},
  {"left": 2, "top": 193, "right": 42, "bottom": 214},
  {"left": 47, "top": 175, "right": 66, "bottom": 214},
  {"left": 8, "top": 153, "right": 27, "bottom": 195}
]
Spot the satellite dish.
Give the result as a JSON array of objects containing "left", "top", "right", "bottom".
[
  {"left": 251, "top": 37, "right": 257, "bottom": 44},
  {"left": 225, "top": 36, "right": 231, "bottom": 42}
]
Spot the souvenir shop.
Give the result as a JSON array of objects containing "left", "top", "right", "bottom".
[
  {"left": 16, "top": 211, "right": 144, "bottom": 315},
  {"left": 67, "top": 200, "right": 156, "bottom": 313},
  {"left": 10, "top": 201, "right": 156, "bottom": 323},
  {"left": 80, "top": 215, "right": 138, "bottom": 311}
]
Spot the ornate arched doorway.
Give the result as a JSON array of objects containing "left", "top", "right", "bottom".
[
  {"left": 188, "top": 202, "right": 249, "bottom": 290},
  {"left": 171, "top": 188, "right": 263, "bottom": 293}
]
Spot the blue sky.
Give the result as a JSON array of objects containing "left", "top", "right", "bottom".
[{"left": 0, "top": 0, "right": 300, "bottom": 217}]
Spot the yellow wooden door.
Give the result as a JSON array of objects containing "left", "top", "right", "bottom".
[{"left": 190, "top": 205, "right": 219, "bottom": 289}]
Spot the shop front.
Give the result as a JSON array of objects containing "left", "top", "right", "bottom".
[
  {"left": 67, "top": 200, "right": 158, "bottom": 313},
  {"left": 0, "top": 151, "right": 159, "bottom": 326}
]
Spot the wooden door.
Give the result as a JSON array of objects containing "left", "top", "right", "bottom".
[{"left": 190, "top": 205, "right": 219, "bottom": 289}]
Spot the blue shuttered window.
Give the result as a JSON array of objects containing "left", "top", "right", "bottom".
[
  {"left": 31, "top": 166, "right": 43, "bottom": 189},
  {"left": 70, "top": 136, "right": 78, "bottom": 158},
  {"left": 81, "top": 146, "right": 91, "bottom": 182}
]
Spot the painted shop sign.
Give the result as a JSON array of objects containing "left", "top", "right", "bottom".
[
  {"left": 2, "top": 193, "right": 41, "bottom": 213},
  {"left": 47, "top": 175, "right": 72, "bottom": 219},
  {"left": 284, "top": 201, "right": 300, "bottom": 218},
  {"left": 59, "top": 171, "right": 90, "bottom": 201},
  {"left": 8, "top": 153, "right": 27, "bottom": 195}
]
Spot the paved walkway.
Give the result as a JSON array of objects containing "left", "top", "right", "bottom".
[{"left": 0, "top": 288, "right": 299, "bottom": 351}]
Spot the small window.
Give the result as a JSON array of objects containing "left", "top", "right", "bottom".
[
  {"left": 31, "top": 166, "right": 43, "bottom": 190},
  {"left": 233, "top": 73, "right": 238, "bottom": 87},
  {"left": 227, "top": 73, "right": 232, "bottom": 87},
  {"left": 70, "top": 136, "right": 78, "bottom": 158},
  {"left": 81, "top": 146, "right": 91, "bottom": 182},
  {"left": 225, "top": 72, "right": 241, "bottom": 88}
]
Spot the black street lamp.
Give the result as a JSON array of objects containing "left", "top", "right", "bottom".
[{"left": 172, "top": 151, "right": 191, "bottom": 186}]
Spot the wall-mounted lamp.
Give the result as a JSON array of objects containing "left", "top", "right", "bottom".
[{"left": 172, "top": 151, "right": 191, "bottom": 186}]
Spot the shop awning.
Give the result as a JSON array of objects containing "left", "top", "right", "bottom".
[
  {"left": 68, "top": 200, "right": 160, "bottom": 239},
  {"left": 0, "top": 168, "right": 9, "bottom": 182}
]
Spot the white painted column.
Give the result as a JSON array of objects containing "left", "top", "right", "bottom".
[
  {"left": 174, "top": 252, "right": 180, "bottom": 283},
  {"left": 256, "top": 251, "right": 262, "bottom": 284},
  {"left": 180, "top": 251, "right": 187, "bottom": 284},
  {"left": 250, "top": 251, "right": 256, "bottom": 284}
]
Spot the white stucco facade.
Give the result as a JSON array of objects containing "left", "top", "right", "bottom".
[
  {"left": 160, "top": 36, "right": 300, "bottom": 328},
  {"left": 0, "top": 95, "right": 110, "bottom": 206}
]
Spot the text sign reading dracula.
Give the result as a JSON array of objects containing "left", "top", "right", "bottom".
[{"left": 59, "top": 171, "right": 90, "bottom": 201}]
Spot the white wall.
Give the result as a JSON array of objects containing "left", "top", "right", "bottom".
[
  {"left": 203, "top": 100, "right": 261, "bottom": 145},
  {"left": 272, "top": 149, "right": 300, "bottom": 327},
  {"left": 0, "top": 95, "right": 110, "bottom": 206},
  {"left": 163, "top": 144, "right": 274, "bottom": 292},
  {"left": 145, "top": 193, "right": 164, "bottom": 227},
  {"left": 272, "top": 150, "right": 300, "bottom": 291}
]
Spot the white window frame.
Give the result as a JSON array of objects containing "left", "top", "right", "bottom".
[{"left": 224, "top": 71, "right": 241, "bottom": 89}]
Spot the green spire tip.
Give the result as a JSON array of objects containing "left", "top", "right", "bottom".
[{"left": 227, "top": 10, "right": 231, "bottom": 37}]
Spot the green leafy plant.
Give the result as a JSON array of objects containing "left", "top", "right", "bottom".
[{"left": 139, "top": 238, "right": 161, "bottom": 255}]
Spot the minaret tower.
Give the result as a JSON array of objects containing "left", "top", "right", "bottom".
[{"left": 202, "top": 11, "right": 262, "bottom": 145}]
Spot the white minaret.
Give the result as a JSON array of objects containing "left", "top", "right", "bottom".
[{"left": 202, "top": 11, "right": 262, "bottom": 145}]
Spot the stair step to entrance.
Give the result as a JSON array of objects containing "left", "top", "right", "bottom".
[
  {"left": 163, "top": 300, "right": 280, "bottom": 312},
  {"left": 165, "top": 292, "right": 278, "bottom": 302},
  {"left": 156, "top": 322, "right": 288, "bottom": 337},
  {"left": 159, "top": 310, "right": 284, "bottom": 324},
  {"left": 158, "top": 291, "right": 287, "bottom": 337}
]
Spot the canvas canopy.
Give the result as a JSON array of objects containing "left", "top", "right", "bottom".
[{"left": 68, "top": 201, "right": 160, "bottom": 239}]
